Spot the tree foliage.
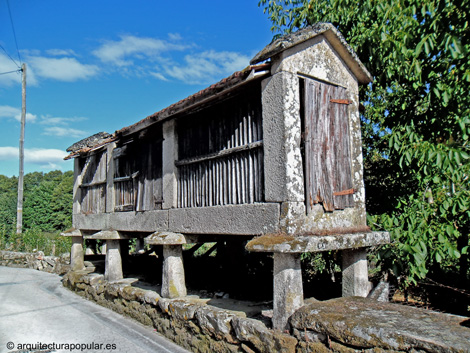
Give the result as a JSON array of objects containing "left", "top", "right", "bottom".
[
  {"left": 260, "top": 0, "right": 470, "bottom": 286},
  {"left": 0, "top": 170, "right": 73, "bottom": 233}
]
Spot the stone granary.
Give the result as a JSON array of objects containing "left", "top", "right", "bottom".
[{"left": 62, "top": 23, "right": 389, "bottom": 331}]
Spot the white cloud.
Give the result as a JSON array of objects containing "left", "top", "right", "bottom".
[
  {"left": 163, "top": 50, "right": 250, "bottom": 84},
  {"left": 0, "top": 147, "right": 18, "bottom": 160},
  {"left": 0, "top": 53, "right": 22, "bottom": 86},
  {"left": 25, "top": 148, "right": 67, "bottom": 163},
  {"left": 46, "top": 49, "right": 78, "bottom": 57},
  {"left": 21, "top": 49, "right": 41, "bottom": 56},
  {"left": 168, "top": 33, "right": 182, "bottom": 41},
  {"left": 0, "top": 147, "right": 67, "bottom": 163},
  {"left": 0, "top": 105, "right": 20, "bottom": 119},
  {"left": 24, "top": 112, "right": 37, "bottom": 123},
  {"left": 149, "top": 71, "right": 168, "bottom": 81},
  {"left": 0, "top": 105, "right": 37, "bottom": 123},
  {"left": 40, "top": 162, "right": 61, "bottom": 170},
  {"left": 43, "top": 126, "right": 87, "bottom": 138},
  {"left": 93, "top": 34, "right": 188, "bottom": 67},
  {"left": 27, "top": 56, "right": 99, "bottom": 82},
  {"left": 0, "top": 107, "right": 88, "bottom": 138},
  {"left": 40, "top": 116, "right": 87, "bottom": 126},
  {"left": 38, "top": 115, "right": 88, "bottom": 137}
]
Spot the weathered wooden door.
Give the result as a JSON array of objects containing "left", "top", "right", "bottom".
[{"left": 303, "top": 78, "right": 354, "bottom": 212}]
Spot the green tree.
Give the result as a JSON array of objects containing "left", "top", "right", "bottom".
[
  {"left": 259, "top": 0, "right": 470, "bottom": 287},
  {"left": 22, "top": 171, "right": 74, "bottom": 231},
  {"left": 50, "top": 171, "right": 73, "bottom": 230},
  {"left": 0, "top": 175, "right": 18, "bottom": 233},
  {"left": 23, "top": 180, "right": 55, "bottom": 231}
]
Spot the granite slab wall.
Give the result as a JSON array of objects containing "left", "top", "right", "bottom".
[{"left": 62, "top": 270, "right": 470, "bottom": 353}]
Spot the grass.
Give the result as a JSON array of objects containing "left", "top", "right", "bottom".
[{"left": 0, "top": 225, "right": 72, "bottom": 256}]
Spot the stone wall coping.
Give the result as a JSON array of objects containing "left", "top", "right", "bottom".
[
  {"left": 60, "top": 228, "right": 82, "bottom": 237},
  {"left": 246, "top": 231, "right": 390, "bottom": 253},
  {"left": 145, "top": 232, "right": 186, "bottom": 245},
  {"left": 0, "top": 250, "right": 70, "bottom": 274},
  {"left": 62, "top": 270, "right": 299, "bottom": 352},
  {"left": 85, "top": 230, "right": 130, "bottom": 240},
  {"left": 290, "top": 296, "right": 470, "bottom": 352}
]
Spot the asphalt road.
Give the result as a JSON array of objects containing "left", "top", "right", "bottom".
[{"left": 0, "top": 266, "right": 191, "bottom": 353}]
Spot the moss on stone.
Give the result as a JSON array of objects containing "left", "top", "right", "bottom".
[{"left": 296, "top": 341, "right": 330, "bottom": 353}]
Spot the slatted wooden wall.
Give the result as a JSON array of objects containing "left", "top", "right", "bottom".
[
  {"left": 302, "top": 77, "right": 354, "bottom": 212},
  {"left": 79, "top": 150, "right": 107, "bottom": 214},
  {"left": 113, "top": 126, "right": 163, "bottom": 212},
  {"left": 177, "top": 88, "right": 264, "bottom": 208}
]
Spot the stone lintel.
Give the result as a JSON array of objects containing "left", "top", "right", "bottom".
[
  {"left": 61, "top": 228, "right": 82, "bottom": 237},
  {"left": 85, "top": 230, "right": 130, "bottom": 240},
  {"left": 145, "top": 231, "right": 186, "bottom": 245},
  {"left": 169, "top": 203, "right": 280, "bottom": 235},
  {"left": 246, "top": 231, "right": 390, "bottom": 253}
]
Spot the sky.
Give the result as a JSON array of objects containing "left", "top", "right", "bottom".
[{"left": 0, "top": 0, "right": 274, "bottom": 177}]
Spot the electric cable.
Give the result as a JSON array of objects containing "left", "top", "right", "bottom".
[
  {"left": 0, "top": 69, "right": 21, "bottom": 75},
  {"left": 0, "top": 43, "right": 20, "bottom": 68},
  {"left": 6, "top": 0, "right": 22, "bottom": 65}
]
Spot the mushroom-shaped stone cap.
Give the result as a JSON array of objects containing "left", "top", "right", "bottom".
[{"left": 145, "top": 232, "right": 186, "bottom": 245}]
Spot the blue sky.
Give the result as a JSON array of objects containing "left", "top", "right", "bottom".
[{"left": 0, "top": 0, "right": 274, "bottom": 177}]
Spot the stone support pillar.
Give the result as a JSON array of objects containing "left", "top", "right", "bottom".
[
  {"left": 342, "top": 248, "right": 371, "bottom": 297},
  {"left": 105, "top": 239, "right": 123, "bottom": 281},
  {"left": 162, "top": 245, "right": 187, "bottom": 298},
  {"left": 70, "top": 236, "right": 85, "bottom": 271},
  {"left": 101, "top": 241, "right": 107, "bottom": 255},
  {"left": 135, "top": 238, "right": 145, "bottom": 253},
  {"left": 273, "top": 253, "right": 304, "bottom": 331}
]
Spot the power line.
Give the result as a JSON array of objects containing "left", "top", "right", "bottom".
[
  {"left": 0, "top": 69, "right": 21, "bottom": 76},
  {"left": 0, "top": 43, "right": 20, "bottom": 68},
  {"left": 6, "top": 0, "right": 21, "bottom": 65}
]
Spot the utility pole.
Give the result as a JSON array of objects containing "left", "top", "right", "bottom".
[{"left": 16, "top": 63, "right": 26, "bottom": 234}]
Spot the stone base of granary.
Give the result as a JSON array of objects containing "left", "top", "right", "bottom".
[
  {"left": 62, "top": 271, "right": 297, "bottom": 353},
  {"left": 62, "top": 270, "right": 470, "bottom": 353}
]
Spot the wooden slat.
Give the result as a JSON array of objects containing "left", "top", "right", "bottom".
[
  {"left": 112, "top": 126, "right": 163, "bottom": 212},
  {"left": 175, "top": 141, "right": 263, "bottom": 167},
  {"left": 79, "top": 180, "right": 107, "bottom": 188},
  {"left": 79, "top": 150, "right": 107, "bottom": 214},
  {"left": 176, "top": 90, "right": 263, "bottom": 208}
]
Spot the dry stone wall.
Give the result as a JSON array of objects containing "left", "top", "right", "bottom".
[
  {"left": 62, "top": 271, "right": 470, "bottom": 353},
  {"left": 1, "top": 254, "right": 468, "bottom": 353},
  {"left": 0, "top": 250, "right": 70, "bottom": 274},
  {"left": 62, "top": 271, "right": 297, "bottom": 353}
]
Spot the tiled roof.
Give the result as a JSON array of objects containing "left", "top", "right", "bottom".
[
  {"left": 116, "top": 64, "right": 271, "bottom": 137},
  {"left": 66, "top": 132, "right": 112, "bottom": 153},
  {"left": 64, "top": 64, "right": 270, "bottom": 159},
  {"left": 251, "top": 22, "right": 372, "bottom": 84}
]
